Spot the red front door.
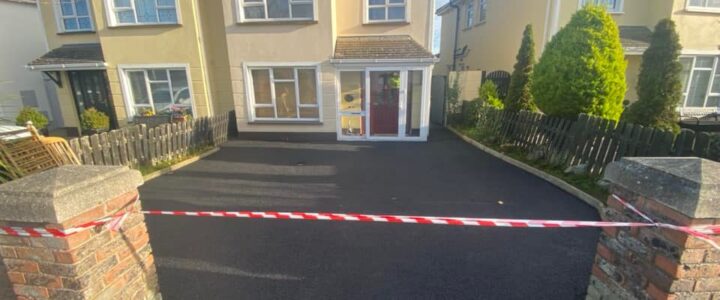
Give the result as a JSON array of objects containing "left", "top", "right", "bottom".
[{"left": 369, "top": 71, "right": 400, "bottom": 136}]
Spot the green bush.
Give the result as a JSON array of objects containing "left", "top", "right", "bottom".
[
  {"left": 622, "top": 19, "right": 682, "bottom": 133},
  {"left": 15, "top": 107, "right": 48, "bottom": 129},
  {"left": 459, "top": 100, "right": 482, "bottom": 127},
  {"left": 506, "top": 24, "right": 537, "bottom": 111},
  {"left": 532, "top": 5, "right": 627, "bottom": 121},
  {"left": 80, "top": 108, "right": 110, "bottom": 131},
  {"left": 479, "top": 81, "right": 504, "bottom": 109}
]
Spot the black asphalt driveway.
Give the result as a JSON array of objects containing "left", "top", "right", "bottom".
[{"left": 140, "top": 128, "right": 600, "bottom": 300}]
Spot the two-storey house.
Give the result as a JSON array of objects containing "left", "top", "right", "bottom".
[
  {"left": 27, "top": 0, "right": 234, "bottom": 132},
  {"left": 223, "top": 0, "right": 436, "bottom": 141},
  {"left": 436, "top": 0, "right": 720, "bottom": 118}
]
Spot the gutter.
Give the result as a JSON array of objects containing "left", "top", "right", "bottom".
[
  {"left": 330, "top": 58, "right": 439, "bottom": 64},
  {"left": 26, "top": 62, "right": 107, "bottom": 71}
]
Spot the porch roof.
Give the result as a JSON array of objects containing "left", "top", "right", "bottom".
[
  {"left": 332, "top": 35, "right": 435, "bottom": 63},
  {"left": 27, "top": 43, "right": 106, "bottom": 71},
  {"left": 619, "top": 26, "right": 652, "bottom": 55}
]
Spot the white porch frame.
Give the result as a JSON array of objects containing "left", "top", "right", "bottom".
[{"left": 334, "top": 63, "right": 433, "bottom": 142}]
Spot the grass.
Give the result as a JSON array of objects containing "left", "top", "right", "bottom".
[
  {"left": 138, "top": 145, "right": 215, "bottom": 175},
  {"left": 454, "top": 125, "right": 609, "bottom": 203}
]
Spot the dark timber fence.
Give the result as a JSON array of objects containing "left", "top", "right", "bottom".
[
  {"left": 474, "top": 107, "right": 719, "bottom": 176},
  {"left": 67, "top": 113, "right": 230, "bottom": 168}
]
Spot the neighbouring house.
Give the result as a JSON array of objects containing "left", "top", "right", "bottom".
[
  {"left": 27, "top": 0, "right": 234, "bottom": 134},
  {"left": 435, "top": 0, "right": 720, "bottom": 118},
  {"left": 222, "top": 0, "right": 437, "bottom": 141},
  {"left": 0, "top": 0, "right": 58, "bottom": 126}
]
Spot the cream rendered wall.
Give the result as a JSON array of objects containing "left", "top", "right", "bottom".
[
  {"left": 334, "top": 0, "right": 433, "bottom": 48},
  {"left": 452, "top": 0, "right": 549, "bottom": 73},
  {"left": 670, "top": 0, "right": 720, "bottom": 52},
  {"left": 435, "top": 7, "right": 459, "bottom": 75},
  {"left": 0, "top": 1, "right": 53, "bottom": 122},
  {"left": 197, "top": 0, "right": 234, "bottom": 114},
  {"left": 222, "top": 0, "right": 336, "bottom": 132}
]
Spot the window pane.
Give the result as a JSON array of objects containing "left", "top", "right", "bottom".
[
  {"left": 388, "top": 7, "right": 405, "bottom": 20},
  {"left": 709, "top": 0, "right": 720, "bottom": 7},
  {"left": 158, "top": 9, "right": 178, "bottom": 23},
  {"left": 298, "top": 69, "right": 317, "bottom": 105},
  {"left": 687, "top": 70, "right": 711, "bottom": 107},
  {"left": 268, "top": 0, "right": 290, "bottom": 18},
  {"left": 251, "top": 70, "right": 272, "bottom": 104},
  {"left": 116, "top": 11, "right": 136, "bottom": 23},
  {"left": 255, "top": 107, "right": 275, "bottom": 118},
  {"left": 115, "top": 0, "right": 131, "bottom": 7},
  {"left": 340, "top": 71, "right": 365, "bottom": 113},
  {"left": 389, "top": 0, "right": 404, "bottom": 3},
  {"left": 75, "top": 0, "right": 89, "bottom": 16},
  {"left": 134, "top": 0, "right": 158, "bottom": 23},
  {"left": 291, "top": 3, "right": 313, "bottom": 18},
  {"left": 169, "top": 70, "right": 191, "bottom": 111},
  {"left": 148, "top": 70, "right": 168, "bottom": 81},
  {"left": 713, "top": 59, "right": 720, "bottom": 93},
  {"left": 680, "top": 57, "right": 693, "bottom": 92},
  {"left": 273, "top": 68, "right": 294, "bottom": 80},
  {"left": 707, "top": 96, "right": 720, "bottom": 108},
  {"left": 63, "top": 19, "right": 78, "bottom": 30},
  {"left": 128, "top": 72, "right": 150, "bottom": 105},
  {"left": 299, "top": 107, "right": 319, "bottom": 119},
  {"left": 275, "top": 82, "right": 297, "bottom": 118},
  {"left": 60, "top": 1, "right": 74, "bottom": 16},
  {"left": 157, "top": 0, "right": 175, "bottom": 6},
  {"left": 244, "top": 6, "right": 266, "bottom": 19},
  {"left": 369, "top": 7, "right": 385, "bottom": 20},
  {"left": 341, "top": 115, "right": 364, "bottom": 136},
  {"left": 77, "top": 17, "right": 92, "bottom": 30},
  {"left": 369, "top": 0, "right": 385, "bottom": 5},
  {"left": 696, "top": 57, "right": 715, "bottom": 68}
]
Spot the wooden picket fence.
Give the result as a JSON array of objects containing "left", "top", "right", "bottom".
[
  {"left": 475, "top": 107, "right": 719, "bottom": 176},
  {"left": 67, "top": 113, "right": 230, "bottom": 168}
]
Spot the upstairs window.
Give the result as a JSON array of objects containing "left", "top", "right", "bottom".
[
  {"left": 581, "top": 0, "right": 623, "bottom": 13},
  {"left": 478, "top": 0, "right": 487, "bottom": 23},
  {"left": 55, "top": 0, "right": 94, "bottom": 32},
  {"left": 239, "top": 0, "right": 315, "bottom": 22},
  {"left": 365, "top": 0, "right": 408, "bottom": 23},
  {"left": 465, "top": 1, "right": 474, "bottom": 29},
  {"left": 687, "top": 0, "right": 720, "bottom": 11},
  {"left": 106, "top": 0, "right": 179, "bottom": 26}
]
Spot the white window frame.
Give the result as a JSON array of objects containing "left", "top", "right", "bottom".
[
  {"left": 465, "top": 0, "right": 474, "bottom": 29},
  {"left": 104, "top": 0, "right": 182, "bottom": 27},
  {"left": 363, "top": 0, "right": 411, "bottom": 24},
  {"left": 243, "top": 62, "right": 323, "bottom": 123},
  {"left": 117, "top": 64, "right": 197, "bottom": 120},
  {"left": 685, "top": 0, "right": 720, "bottom": 13},
  {"left": 477, "top": 0, "right": 487, "bottom": 24},
  {"left": 236, "top": 0, "right": 318, "bottom": 23},
  {"left": 578, "top": 0, "right": 624, "bottom": 14},
  {"left": 680, "top": 55, "right": 720, "bottom": 108},
  {"left": 53, "top": 0, "right": 95, "bottom": 33}
]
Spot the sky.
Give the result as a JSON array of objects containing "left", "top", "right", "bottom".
[{"left": 434, "top": 0, "right": 450, "bottom": 54}]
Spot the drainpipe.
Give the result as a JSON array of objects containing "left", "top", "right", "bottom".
[{"left": 451, "top": 2, "right": 461, "bottom": 71}]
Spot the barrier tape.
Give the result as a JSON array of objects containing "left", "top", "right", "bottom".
[{"left": 1, "top": 195, "right": 719, "bottom": 249}]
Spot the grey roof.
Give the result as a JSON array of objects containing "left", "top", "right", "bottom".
[
  {"left": 334, "top": 35, "right": 434, "bottom": 60},
  {"left": 619, "top": 26, "right": 652, "bottom": 53},
  {"left": 28, "top": 43, "right": 104, "bottom": 66}
]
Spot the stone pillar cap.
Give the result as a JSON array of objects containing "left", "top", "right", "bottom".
[
  {"left": 604, "top": 157, "right": 720, "bottom": 219},
  {"left": 0, "top": 165, "right": 143, "bottom": 224}
]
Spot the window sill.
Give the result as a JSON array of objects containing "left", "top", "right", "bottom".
[
  {"left": 685, "top": 7, "right": 720, "bottom": 13},
  {"left": 474, "top": 20, "right": 487, "bottom": 27},
  {"left": 248, "top": 120, "right": 323, "bottom": 125},
  {"left": 108, "top": 23, "right": 182, "bottom": 29},
  {"left": 237, "top": 20, "right": 318, "bottom": 25},
  {"left": 363, "top": 20, "right": 410, "bottom": 25},
  {"left": 57, "top": 30, "right": 96, "bottom": 35}
]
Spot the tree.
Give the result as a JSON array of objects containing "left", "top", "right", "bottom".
[
  {"left": 479, "top": 81, "right": 504, "bottom": 109},
  {"left": 622, "top": 19, "right": 682, "bottom": 133},
  {"left": 532, "top": 5, "right": 627, "bottom": 121},
  {"left": 506, "top": 24, "right": 537, "bottom": 111}
]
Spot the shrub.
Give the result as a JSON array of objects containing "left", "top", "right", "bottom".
[
  {"left": 506, "top": 24, "right": 537, "bottom": 111},
  {"left": 15, "top": 107, "right": 48, "bottom": 129},
  {"left": 459, "top": 99, "right": 482, "bottom": 127},
  {"left": 532, "top": 5, "right": 627, "bottom": 121},
  {"left": 622, "top": 19, "right": 682, "bottom": 133},
  {"left": 479, "top": 81, "right": 503, "bottom": 109},
  {"left": 80, "top": 108, "right": 110, "bottom": 131}
]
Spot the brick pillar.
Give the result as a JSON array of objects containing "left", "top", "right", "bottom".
[
  {"left": 0, "top": 166, "right": 161, "bottom": 300},
  {"left": 586, "top": 158, "right": 720, "bottom": 300}
]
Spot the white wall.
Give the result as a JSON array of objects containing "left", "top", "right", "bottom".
[{"left": 0, "top": 1, "right": 53, "bottom": 124}]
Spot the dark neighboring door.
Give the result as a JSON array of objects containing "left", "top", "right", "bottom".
[
  {"left": 68, "top": 71, "right": 118, "bottom": 129},
  {"left": 370, "top": 71, "right": 400, "bottom": 136}
]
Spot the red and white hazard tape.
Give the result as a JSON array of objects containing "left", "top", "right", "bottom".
[{"left": 2, "top": 195, "right": 719, "bottom": 249}]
